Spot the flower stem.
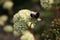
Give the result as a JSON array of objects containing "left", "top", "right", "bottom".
[{"left": 55, "top": 6, "right": 59, "bottom": 19}]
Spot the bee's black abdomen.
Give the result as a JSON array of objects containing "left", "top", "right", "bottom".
[{"left": 34, "top": 12, "right": 39, "bottom": 19}]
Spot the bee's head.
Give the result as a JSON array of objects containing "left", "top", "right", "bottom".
[{"left": 30, "top": 12, "right": 40, "bottom": 19}]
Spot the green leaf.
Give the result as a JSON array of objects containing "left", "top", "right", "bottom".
[
  {"left": 44, "top": 19, "right": 51, "bottom": 24},
  {"left": 32, "top": 0, "right": 39, "bottom": 3},
  {"left": 41, "top": 11, "right": 54, "bottom": 17}
]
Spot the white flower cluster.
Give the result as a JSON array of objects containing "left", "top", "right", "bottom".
[
  {"left": 40, "top": 0, "right": 54, "bottom": 9},
  {"left": 40, "top": 0, "right": 60, "bottom": 9},
  {"left": 3, "top": 1, "right": 14, "bottom": 10},
  {"left": 13, "top": 9, "right": 32, "bottom": 23},
  {"left": 20, "top": 30, "right": 35, "bottom": 40},
  {"left": 13, "top": 9, "right": 31, "bottom": 34},
  {"left": 13, "top": 9, "right": 41, "bottom": 37},
  {"left": 0, "top": 0, "right": 13, "bottom": 10}
]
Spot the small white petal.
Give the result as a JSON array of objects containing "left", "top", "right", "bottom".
[
  {"left": 49, "top": 0, "right": 54, "bottom": 4},
  {"left": 0, "top": 20, "right": 5, "bottom": 26},
  {"left": 3, "top": 25, "right": 13, "bottom": 32},
  {"left": 0, "top": 15, "right": 8, "bottom": 22},
  {"left": 31, "top": 24, "right": 35, "bottom": 29},
  {"left": 37, "top": 18, "right": 41, "bottom": 21},
  {"left": 27, "top": 22, "right": 32, "bottom": 27}
]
